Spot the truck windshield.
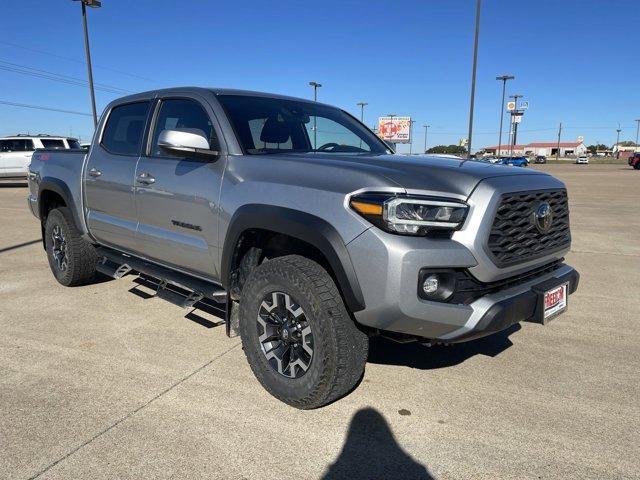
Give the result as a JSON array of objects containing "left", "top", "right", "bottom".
[{"left": 217, "top": 94, "right": 389, "bottom": 155}]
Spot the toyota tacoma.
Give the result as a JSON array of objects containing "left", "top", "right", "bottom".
[{"left": 27, "top": 87, "right": 579, "bottom": 408}]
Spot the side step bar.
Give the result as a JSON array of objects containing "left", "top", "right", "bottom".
[{"left": 95, "top": 247, "right": 227, "bottom": 309}]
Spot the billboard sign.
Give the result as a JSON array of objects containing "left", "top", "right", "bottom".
[
  {"left": 506, "top": 101, "right": 516, "bottom": 111},
  {"left": 378, "top": 116, "right": 411, "bottom": 143},
  {"left": 520, "top": 101, "right": 529, "bottom": 110}
]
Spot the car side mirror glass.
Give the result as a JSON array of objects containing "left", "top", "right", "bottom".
[{"left": 157, "top": 129, "right": 219, "bottom": 159}]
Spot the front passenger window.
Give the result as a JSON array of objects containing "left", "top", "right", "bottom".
[{"left": 151, "top": 99, "right": 217, "bottom": 157}]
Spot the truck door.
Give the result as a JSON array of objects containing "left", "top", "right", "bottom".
[
  {"left": 134, "top": 96, "right": 224, "bottom": 280},
  {"left": 84, "top": 100, "right": 151, "bottom": 252}
]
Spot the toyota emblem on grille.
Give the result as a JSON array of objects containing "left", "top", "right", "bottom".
[{"left": 533, "top": 202, "right": 553, "bottom": 233}]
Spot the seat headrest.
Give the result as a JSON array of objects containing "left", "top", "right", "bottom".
[{"left": 260, "top": 117, "right": 291, "bottom": 144}]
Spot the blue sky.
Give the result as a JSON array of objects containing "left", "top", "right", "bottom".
[{"left": 1, "top": 0, "right": 638, "bottom": 152}]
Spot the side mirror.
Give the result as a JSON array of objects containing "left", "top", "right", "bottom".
[{"left": 157, "top": 129, "right": 219, "bottom": 159}]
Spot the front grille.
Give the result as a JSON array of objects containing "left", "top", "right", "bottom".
[{"left": 488, "top": 189, "right": 571, "bottom": 266}]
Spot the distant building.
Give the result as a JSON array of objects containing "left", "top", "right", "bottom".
[
  {"left": 483, "top": 140, "right": 586, "bottom": 157},
  {"left": 483, "top": 144, "right": 526, "bottom": 156}
]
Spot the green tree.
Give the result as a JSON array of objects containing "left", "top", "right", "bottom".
[
  {"left": 587, "top": 144, "right": 609, "bottom": 154},
  {"left": 426, "top": 145, "right": 467, "bottom": 155}
]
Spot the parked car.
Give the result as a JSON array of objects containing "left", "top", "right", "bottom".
[
  {"left": 535, "top": 155, "right": 547, "bottom": 164},
  {"left": 0, "top": 134, "right": 81, "bottom": 179},
  {"left": 500, "top": 156, "right": 529, "bottom": 167},
  {"left": 576, "top": 155, "right": 589, "bottom": 165},
  {"left": 27, "top": 87, "right": 579, "bottom": 408},
  {"left": 627, "top": 152, "right": 640, "bottom": 169}
]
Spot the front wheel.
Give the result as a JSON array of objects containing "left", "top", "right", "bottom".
[{"left": 239, "top": 255, "right": 369, "bottom": 409}]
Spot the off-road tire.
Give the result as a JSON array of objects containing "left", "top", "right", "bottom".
[
  {"left": 44, "top": 207, "right": 97, "bottom": 286},
  {"left": 239, "top": 255, "right": 369, "bottom": 409}
]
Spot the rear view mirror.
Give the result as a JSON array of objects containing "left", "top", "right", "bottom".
[{"left": 157, "top": 129, "right": 219, "bottom": 159}]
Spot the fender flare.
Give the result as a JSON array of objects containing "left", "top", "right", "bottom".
[
  {"left": 221, "top": 204, "right": 366, "bottom": 312},
  {"left": 38, "top": 178, "right": 82, "bottom": 230}
]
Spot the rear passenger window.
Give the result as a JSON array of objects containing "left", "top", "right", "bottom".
[
  {"left": 0, "top": 139, "right": 35, "bottom": 151},
  {"left": 101, "top": 101, "right": 150, "bottom": 155},
  {"left": 41, "top": 139, "right": 65, "bottom": 149}
]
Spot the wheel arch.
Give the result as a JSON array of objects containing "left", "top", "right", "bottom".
[
  {"left": 38, "top": 178, "right": 80, "bottom": 250},
  {"left": 221, "top": 205, "right": 366, "bottom": 313}
]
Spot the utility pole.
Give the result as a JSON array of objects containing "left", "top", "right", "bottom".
[
  {"left": 466, "top": 0, "right": 482, "bottom": 159},
  {"left": 74, "top": 0, "right": 102, "bottom": 128},
  {"left": 508, "top": 94, "right": 522, "bottom": 157},
  {"left": 423, "top": 124, "right": 430, "bottom": 153},
  {"left": 615, "top": 126, "right": 622, "bottom": 159},
  {"left": 556, "top": 122, "right": 562, "bottom": 161},
  {"left": 496, "top": 75, "right": 514, "bottom": 156},
  {"left": 357, "top": 102, "right": 368, "bottom": 123},
  {"left": 308, "top": 81, "right": 322, "bottom": 149},
  {"left": 635, "top": 119, "right": 640, "bottom": 152}
]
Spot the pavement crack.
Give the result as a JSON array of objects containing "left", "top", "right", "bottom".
[{"left": 27, "top": 341, "right": 241, "bottom": 480}]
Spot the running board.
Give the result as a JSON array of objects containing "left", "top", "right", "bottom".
[{"left": 95, "top": 247, "right": 226, "bottom": 308}]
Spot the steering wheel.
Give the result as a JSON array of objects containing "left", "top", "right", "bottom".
[{"left": 317, "top": 142, "right": 340, "bottom": 151}]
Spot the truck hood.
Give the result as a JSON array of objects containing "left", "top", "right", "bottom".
[{"left": 275, "top": 153, "right": 548, "bottom": 198}]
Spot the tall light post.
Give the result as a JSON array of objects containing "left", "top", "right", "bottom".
[
  {"left": 357, "top": 102, "right": 368, "bottom": 123},
  {"left": 466, "top": 0, "right": 482, "bottom": 159},
  {"left": 74, "top": 0, "right": 101, "bottom": 128},
  {"left": 308, "top": 81, "right": 322, "bottom": 149},
  {"left": 635, "top": 119, "right": 640, "bottom": 152},
  {"left": 508, "top": 94, "right": 522, "bottom": 157},
  {"left": 423, "top": 124, "right": 430, "bottom": 153},
  {"left": 496, "top": 75, "right": 514, "bottom": 156},
  {"left": 615, "top": 126, "right": 622, "bottom": 159}
]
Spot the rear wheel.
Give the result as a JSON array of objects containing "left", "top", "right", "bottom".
[
  {"left": 44, "top": 207, "right": 97, "bottom": 286},
  {"left": 239, "top": 255, "right": 368, "bottom": 409}
]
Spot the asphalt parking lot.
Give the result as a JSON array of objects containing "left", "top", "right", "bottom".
[{"left": 1, "top": 164, "right": 639, "bottom": 480}]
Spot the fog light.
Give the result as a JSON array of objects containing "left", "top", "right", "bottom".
[
  {"left": 422, "top": 274, "right": 439, "bottom": 294},
  {"left": 418, "top": 269, "right": 457, "bottom": 302}
]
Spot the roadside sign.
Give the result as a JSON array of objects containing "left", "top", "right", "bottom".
[
  {"left": 506, "top": 101, "right": 516, "bottom": 111},
  {"left": 520, "top": 101, "right": 529, "bottom": 110},
  {"left": 377, "top": 116, "right": 412, "bottom": 143},
  {"left": 512, "top": 113, "right": 523, "bottom": 124}
]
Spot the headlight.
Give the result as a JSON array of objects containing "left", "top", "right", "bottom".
[{"left": 349, "top": 193, "right": 468, "bottom": 236}]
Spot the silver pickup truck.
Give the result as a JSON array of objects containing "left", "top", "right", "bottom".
[{"left": 27, "top": 87, "right": 579, "bottom": 408}]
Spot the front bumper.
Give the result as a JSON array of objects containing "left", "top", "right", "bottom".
[{"left": 347, "top": 227, "right": 579, "bottom": 343}]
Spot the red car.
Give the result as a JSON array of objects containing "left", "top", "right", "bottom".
[{"left": 629, "top": 153, "right": 640, "bottom": 170}]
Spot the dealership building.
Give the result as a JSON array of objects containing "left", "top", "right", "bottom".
[{"left": 484, "top": 141, "right": 587, "bottom": 157}]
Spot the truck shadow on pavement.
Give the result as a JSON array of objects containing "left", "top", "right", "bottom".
[
  {"left": 367, "top": 324, "right": 520, "bottom": 370},
  {"left": 321, "top": 407, "right": 434, "bottom": 480}
]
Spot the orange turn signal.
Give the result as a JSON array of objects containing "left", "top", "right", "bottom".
[{"left": 350, "top": 200, "right": 383, "bottom": 216}]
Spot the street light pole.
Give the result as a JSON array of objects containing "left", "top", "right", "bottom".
[
  {"left": 495, "top": 75, "right": 514, "bottom": 156},
  {"left": 308, "top": 81, "right": 322, "bottom": 149},
  {"left": 423, "top": 124, "right": 430, "bottom": 153},
  {"left": 75, "top": 0, "right": 101, "bottom": 128},
  {"left": 508, "top": 94, "right": 522, "bottom": 157},
  {"left": 357, "top": 102, "right": 368, "bottom": 123},
  {"left": 466, "top": 0, "right": 482, "bottom": 159},
  {"left": 615, "top": 126, "right": 622, "bottom": 159}
]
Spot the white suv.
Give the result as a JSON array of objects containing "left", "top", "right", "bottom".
[{"left": 0, "top": 135, "right": 81, "bottom": 179}]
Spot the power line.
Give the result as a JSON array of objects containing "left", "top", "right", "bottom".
[
  {"left": 0, "top": 40, "right": 155, "bottom": 83},
  {"left": 0, "top": 100, "right": 92, "bottom": 117},
  {"left": 0, "top": 60, "right": 131, "bottom": 94}
]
